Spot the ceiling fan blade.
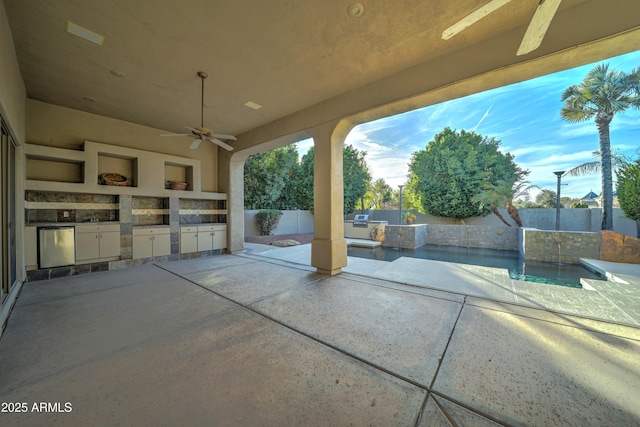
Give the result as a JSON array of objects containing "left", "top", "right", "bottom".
[
  {"left": 189, "top": 139, "right": 202, "bottom": 150},
  {"left": 212, "top": 133, "right": 237, "bottom": 141},
  {"left": 184, "top": 126, "right": 203, "bottom": 135},
  {"left": 517, "top": 0, "right": 562, "bottom": 56},
  {"left": 160, "top": 133, "right": 191, "bottom": 137},
  {"left": 208, "top": 137, "right": 234, "bottom": 151},
  {"left": 442, "top": 0, "right": 513, "bottom": 40}
]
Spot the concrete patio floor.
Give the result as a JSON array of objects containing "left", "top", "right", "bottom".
[{"left": 1, "top": 249, "right": 639, "bottom": 426}]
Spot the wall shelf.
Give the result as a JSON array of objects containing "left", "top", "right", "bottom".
[
  {"left": 98, "top": 152, "right": 138, "bottom": 187},
  {"left": 26, "top": 155, "right": 84, "bottom": 183},
  {"left": 24, "top": 141, "right": 226, "bottom": 200},
  {"left": 164, "top": 162, "right": 193, "bottom": 191}
]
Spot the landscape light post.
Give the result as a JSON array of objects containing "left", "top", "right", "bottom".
[
  {"left": 398, "top": 185, "right": 404, "bottom": 225},
  {"left": 553, "top": 171, "right": 565, "bottom": 231}
]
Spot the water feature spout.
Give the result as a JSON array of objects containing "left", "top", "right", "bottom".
[
  {"left": 392, "top": 226, "right": 404, "bottom": 250},
  {"left": 553, "top": 235, "right": 564, "bottom": 265}
]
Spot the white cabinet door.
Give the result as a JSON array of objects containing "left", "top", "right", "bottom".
[
  {"left": 133, "top": 235, "right": 153, "bottom": 259},
  {"left": 133, "top": 227, "right": 170, "bottom": 259},
  {"left": 153, "top": 233, "right": 171, "bottom": 257},
  {"left": 181, "top": 232, "right": 198, "bottom": 254},
  {"left": 76, "top": 225, "right": 120, "bottom": 262},
  {"left": 197, "top": 231, "right": 213, "bottom": 251},
  {"left": 100, "top": 231, "right": 121, "bottom": 258},
  {"left": 212, "top": 227, "right": 227, "bottom": 250},
  {"left": 76, "top": 232, "right": 100, "bottom": 261}
]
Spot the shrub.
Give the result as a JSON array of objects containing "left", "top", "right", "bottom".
[
  {"left": 256, "top": 210, "right": 283, "bottom": 236},
  {"left": 570, "top": 201, "right": 588, "bottom": 208},
  {"left": 402, "top": 211, "right": 416, "bottom": 223}
]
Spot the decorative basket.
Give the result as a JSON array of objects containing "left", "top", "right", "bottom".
[
  {"left": 167, "top": 181, "right": 188, "bottom": 191},
  {"left": 99, "top": 173, "right": 129, "bottom": 186}
]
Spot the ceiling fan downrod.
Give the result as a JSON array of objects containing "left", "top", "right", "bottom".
[{"left": 198, "top": 71, "right": 208, "bottom": 128}]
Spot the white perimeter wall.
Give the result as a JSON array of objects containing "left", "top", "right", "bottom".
[
  {"left": 245, "top": 208, "right": 637, "bottom": 238},
  {"left": 244, "top": 210, "right": 314, "bottom": 236}
]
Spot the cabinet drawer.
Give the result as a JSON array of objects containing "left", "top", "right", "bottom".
[
  {"left": 197, "top": 224, "right": 226, "bottom": 232},
  {"left": 76, "top": 224, "right": 120, "bottom": 233},
  {"left": 181, "top": 226, "right": 198, "bottom": 233},
  {"left": 133, "top": 227, "right": 170, "bottom": 236}
]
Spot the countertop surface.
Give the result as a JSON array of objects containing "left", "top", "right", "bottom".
[
  {"left": 27, "top": 222, "right": 226, "bottom": 228},
  {"left": 27, "top": 222, "right": 120, "bottom": 227}
]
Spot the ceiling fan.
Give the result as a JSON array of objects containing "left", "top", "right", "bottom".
[
  {"left": 161, "top": 71, "right": 236, "bottom": 151},
  {"left": 441, "top": 0, "right": 562, "bottom": 56}
]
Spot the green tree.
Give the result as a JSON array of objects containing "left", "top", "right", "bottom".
[
  {"left": 367, "top": 178, "right": 393, "bottom": 210},
  {"left": 244, "top": 145, "right": 301, "bottom": 209},
  {"left": 570, "top": 201, "right": 588, "bottom": 208},
  {"left": 297, "top": 148, "right": 315, "bottom": 210},
  {"left": 297, "top": 145, "right": 372, "bottom": 214},
  {"left": 473, "top": 177, "right": 537, "bottom": 227},
  {"left": 536, "top": 189, "right": 560, "bottom": 208},
  {"left": 407, "top": 128, "right": 520, "bottom": 220},
  {"left": 561, "top": 63, "right": 640, "bottom": 230},
  {"left": 616, "top": 160, "right": 640, "bottom": 237}
]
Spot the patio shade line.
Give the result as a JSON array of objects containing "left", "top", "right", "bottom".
[
  {"left": 153, "top": 261, "right": 432, "bottom": 391},
  {"left": 337, "top": 272, "right": 465, "bottom": 305}
]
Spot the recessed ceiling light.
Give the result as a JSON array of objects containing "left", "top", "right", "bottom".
[
  {"left": 66, "top": 21, "right": 104, "bottom": 46},
  {"left": 110, "top": 70, "right": 125, "bottom": 77},
  {"left": 244, "top": 101, "right": 262, "bottom": 110},
  {"left": 83, "top": 96, "right": 95, "bottom": 102},
  {"left": 347, "top": 3, "right": 364, "bottom": 17}
]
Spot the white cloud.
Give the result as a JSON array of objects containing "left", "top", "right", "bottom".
[{"left": 293, "top": 50, "right": 640, "bottom": 201}]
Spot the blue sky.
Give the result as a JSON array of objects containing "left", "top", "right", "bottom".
[{"left": 298, "top": 50, "right": 640, "bottom": 200}]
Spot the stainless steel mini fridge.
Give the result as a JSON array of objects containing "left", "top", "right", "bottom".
[{"left": 39, "top": 227, "right": 76, "bottom": 268}]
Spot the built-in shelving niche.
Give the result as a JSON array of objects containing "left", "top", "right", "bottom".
[
  {"left": 26, "top": 155, "right": 84, "bottom": 183},
  {"left": 179, "top": 199, "right": 227, "bottom": 224},
  {"left": 98, "top": 152, "right": 138, "bottom": 187},
  {"left": 164, "top": 162, "right": 193, "bottom": 191},
  {"left": 132, "top": 196, "right": 169, "bottom": 226}
]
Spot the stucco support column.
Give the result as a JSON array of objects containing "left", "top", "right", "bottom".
[
  {"left": 309, "top": 121, "right": 352, "bottom": 275},
  {"left": 218, "top": 146, "right": 246, "bottom": 254},
  {"left": 226, "top": 157, "right": 246, "bottom": 254}
]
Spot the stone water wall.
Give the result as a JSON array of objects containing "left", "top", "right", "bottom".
[
  {"left": 519, "top": 229, "right": 601, "bottom": 264},
  {"left": 382, "top": 225, "right": 427, "bottom": 249},
  {"left": 426, "top": 225, "right": 518, "bottom": 251}
]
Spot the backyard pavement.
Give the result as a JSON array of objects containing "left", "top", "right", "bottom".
[{"left": 0, "top": 244, "right": 638, "bottom": 425}]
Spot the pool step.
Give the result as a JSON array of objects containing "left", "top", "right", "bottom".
[{"left": 346, "top": 238, "right": 381, "bottom": 249}]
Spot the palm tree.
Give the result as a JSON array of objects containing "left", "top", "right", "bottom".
[
  {"left": 474, "top": 179, "right": 539, "bottom": 227},
  {"left": 367, "top": 178, "right": 393, "bottom": 210},
  {"left": 564, "top": 148, "right": 630, "bottom": 177},
  {"left": 560, "top": 63, "right": 640, "bottom": 230}
]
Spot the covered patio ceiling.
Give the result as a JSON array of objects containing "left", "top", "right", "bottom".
[{"left": 5, "top": 0, "right": 640, "bottom": 144}]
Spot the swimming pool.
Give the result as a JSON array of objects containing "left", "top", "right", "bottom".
[{"left": 347, "top": 244, "right": 602, "bottom": 288}]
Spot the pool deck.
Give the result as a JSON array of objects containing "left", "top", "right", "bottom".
[
  {"left": 245, "top": 241, "right": 640, "bottom": 327},
  {"left": 0, "top": 242, "right": 638, "bottom": 425}
]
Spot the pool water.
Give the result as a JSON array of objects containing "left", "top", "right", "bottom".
[{"left": 347, "top": 244, "right": 602, "bottom": 288}]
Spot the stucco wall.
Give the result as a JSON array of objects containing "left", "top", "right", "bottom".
[
  {"left": 244, "top": 210, "right": 314, "bottom": 236},
  {"left": 26, "top": 100, "right": 220, "bottom": 192},
  {"left": 0, "top": 1, "right": 26, "bottom": 142}
]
